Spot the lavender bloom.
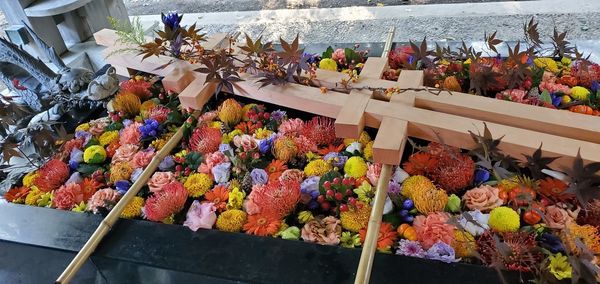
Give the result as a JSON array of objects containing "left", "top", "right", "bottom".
[
  {"left": 162, "top": 12, "right": 183, "bottom": 30},
  {"left": 66, "top": 172, "right": 82, "bottom": 185},
  {"left": 130, "top": 168, "right": 144, "bottom": 182},
  {"left": 258, "top": 136, "right": 274, "bottom": 154},
  {"left": 457, "top": 210, "right": 489, "bottom": 236},
  {"left": 219, "top": 143, "right": 233, "bottom": 154},
  {"left": 300, "top": 176, "right": 320, "bottom": 208},
  {"left": 323, "top": 152, "right": 348, "bottom": 168},
  {"left": 387, "top": 181, "right": 402, "bottom": 206},
  {"left": 250, "top": 168, "right": 268, "bottom": 185},
  {"left": 212, "top": 162, "right": 231, "bottom": 184},
  {"left": 425, "top": 241, "right": 459, "bottom": 263},
  {"left": 158, "top": 156, "right": 175, "bottom": 171},
  {"left": 474, "top": 169, "right": 490, "bottom": 184},
  {"left": 270, "top": 110, "right": 286, "bottom": 122},
  {"left": 396, "top": 239, "right": 426, "bottom": 258},
  {"left": 70, "top": 148, "right": 83, "bottom": 163},
  {"left": 122, "top": 119, "right": 133, "bottom": 127},
  {"left": 170, "top": 33, "right": 184, "bottom": 57},
  {"left": 75, "top": 131, "right": 92, "bottom": 145}
]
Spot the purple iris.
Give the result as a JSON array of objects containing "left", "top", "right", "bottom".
[
  {"left": 551, "top": 94, "right": 562, "bottom": 107},
  {"left": 170, "top": 33, "right": 184, "bottom": 57},
  {"left": 139, "top": 119, "right": 162, "bottom": 139},
  {"left": 474, "top": 169, "right": 490, "bottom": 184},
  {"left": 162, "top": 12, "right": 183, "bottom": 30},
  {"left": 115, "top": 180, "right": 131, "bottom": 194}
]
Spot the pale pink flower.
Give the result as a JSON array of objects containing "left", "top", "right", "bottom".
[
  {"left": 148, "top": 171, "right": 176, "bottom": 193},
  {"left": 111, "top": 144, "right": 139, "bottom": 164},
  {"left": 233, "top": 134, "right": 257, "bottom": 152},
  {"left": 87, "top": 188, "right": 121, "bottom": 214},
  {"left": 301, "top": 216, "right": 342, "bottom": 245},
  {"left": 130, "top": 149, "right": 156, "bottom": 169},
  {"left": 278, "top": 118, "right": 304, "bottom": 136},
  {"left": 88, "top": 118, "right": 110, "bottom": 136},
  {"left": 183, "top": 201, "right": 217, "bottom": 231},
  {"left": 367, "top": 163, "right": 382, "bottom": 185},
  {"left": 198, "top": 151, "right": 229, "bottom": 174},
  {"left": 331, "top": 48, "right": 346, "bottom": 65},
  {"left": 119, "top": 122, "right": 142, "bottom": 145}
]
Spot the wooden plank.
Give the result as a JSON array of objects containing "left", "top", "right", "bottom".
[
  {"left": 372, "top": 117, "right": 409, "bottom": 165},
  {"left": 178, "top": 73, "right": 217, "bottom": 110},
  {"left": 359, "top": 57, "right": 387, "bottom": 80},
  {"left": 334, "top": 90, "right": 373, "bottom": 139},
  {"left": 396, "top": 70, "right": 424, "bottom": 87},
  {"left": 202, "top": 33, "right": 229, "bottom": 50}
]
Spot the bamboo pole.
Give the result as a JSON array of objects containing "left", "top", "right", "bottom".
[
  {"left": 55, "top": 110, "right": 201, "bottom": 284},
  {"left": 354, "top": 164, "right": 393, "bottom": 284},
  {"left": 382, "top": 27, "right": 395, "bottom": 58}
]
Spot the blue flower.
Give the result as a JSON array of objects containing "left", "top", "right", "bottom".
[
  {"left": 115, "top": 180, "right": 131, "bottom": 194},
  {"left": 211, "top": 162, "right": 231, "bottom": 184},
  {"left": 258, "top": 136, "right": 274, "bottom": 154},
  {"left": 425, "top": 241, "right": 459, "bottom": 263},
  {"left": 158, "top": 156, "right": 175, "bottom": 171},
  {"left": 69, "top": 160, "right": 79, "bottom": 170},
  {"left": 162, "top": 12, "right": 183, "bottom": 30},
  {"left": 474, "top": 169, "right": 490, "bottom": 184},
  {"left": 270, "top": 110, "right": 286, "bottom": 122},
  {"left": 70, "top": 148, "right": 84, "bottom": 163},
  {"left": 539, "top": 233, "right": 566, "bottom": 254},
  {"left": 130, "top": 168, "right": 144, "bottom": 182},
  {"left": 591, "top": 81, "right": 600, "bottom": 94},
  {"left": 551, "top": 94, "right": 562, "bottom": 107},
  {"left": 219, "top": 143, "right": 232, "bottom": 154},
  {"left": 300, "top": 176, "right": 320, "bottom": 206},
  {"left": 250, "top": 168, "right": 268, "bottom": 185},
  {"left": 139, "top": 119, "right": 162, "bottom": 139}
]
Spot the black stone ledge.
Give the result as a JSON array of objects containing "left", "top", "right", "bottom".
[{"left": 0, "top": 203, "right": 526, "bottom": 284}]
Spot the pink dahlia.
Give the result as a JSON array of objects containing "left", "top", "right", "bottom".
[
  {"left": 119, "top": 122, "right": 142, "bottom": 145},
  {"left": 87, "top": 188, "right": 121, "bottom": 214},
  {"left": 413, "top": 212, "right": 455, "bottom": 249},
  {"left": 538, "top": 81, "right": 571, "bottom": 95},
  {"left": 144, "top": 181, "right": 188, "bottom": 222},
  {"left": 189, "top": 126, "right": 221, "bottom": 154},
  {"left": 52, "top": 183, "right": 84, "bottom": 210},
  {"left": 112, "top": 144, "right": 139, "bottom": 164},
  {"left": 331, "top": 48, "right": 346, "bottom": 65}
]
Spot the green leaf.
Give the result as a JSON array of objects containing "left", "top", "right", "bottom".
[
  {"left": 167, "top": 111, "right": 184, "bottom": 126},
  {"left": 77, "top": 164, "right": 103, "bottom": 176},
  {"left": 322, "top": 46, "right": 334, "bottom": 59},
  {"left": 106, "top": 122, "right": 123, "bottom": 131},
  {"left": 344, "top": 48, "right": 362, "bottom": 65},
  {"left": 540, "top": 90, "right": 552, "bottom": 104},
  {"left": 382, "top": 212, "right": 401, "bottom": 228}
]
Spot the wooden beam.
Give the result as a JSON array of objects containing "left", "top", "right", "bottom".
[
  {"left": 359, "top": 57, "right": 387, "bottom": 80},
  {"left": 334, "top": 90, "right": 373, "bottom": 139},
  {"left": 373, "top": 117, "right": 409, "bottom": 165},
  {"left": 178, "top": 73, "right": 218, "bottom": 110}
]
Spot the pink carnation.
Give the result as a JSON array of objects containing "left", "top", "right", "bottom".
[
  {"left": 87, "top": 188, "right": 121, "bottom": 214},
  {"left": 148, "top": 171, "right": 176, "bottom": 193},
  {"left": 112, "top": 144, "right": 139, "bottom": 164},
  {"left": 539, "top": 81, "right": 571, "bottom": 95},
  {"left": 52, "top": 183, "right": 84, "bottom": 210},
  {"left": 198, "top": 151, "right": 229, "bottom": 174},
  {"left": 88, "top": 118, "right": 109, "bottom": 136},
  {"left": 130, "top": 149, "right": 155, "bottom": 169},
  {"left": 366, "top": 163, "right": 382, "bottom": 185},
  {"left": 413, "top": 212, "right": 455, "bottom": 249},
  {"left": 183, "top": 201, "right": 217, "bottom": 231},
  {"left": 331, "top": 48, "right": 346, "bottom": 65},
  {"left": 144, "top": 181, "right": 188, "bottom": 222},
  {"left": 119, "top": 122, "right": 142, "bottom": 145},
  {"left": 147, "top": 105, "right": 171, "bottom": 123},
  {"left": 278, "top": 118, "right": 304, "bottom": 136}
]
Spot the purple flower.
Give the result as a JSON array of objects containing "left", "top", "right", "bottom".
[
  {"left": 219, "top": 143, "right": 233, "bottom": 154},
  {"left": 323, "top": 152, "right": 348, "bottom": 168},
  {"left": 69, "top": 160, "right": 79, "bottom": 170},
  {"left": 70, "top": 148, "right": 83, "bottom": 163},
  {"left": 115, "top": 180, "right": 131, "bottom": 194},
  {"left": 539, "top": 233, "right": 566, "bottom": 254},
  {"left": 161, "top": 12, "right": 183, "bottom": 30},
  {"left": 130, "top": 168, "right": 144, "bottom": 182},
  {"left": 387, "top": 181, "right": 403, "bottom": 206},
  {"left": 396, "top": 239, "right": 426, "bottom": 258},
  {"left": 474, "top": 169, "right": 490, "bottom": 184},
  {"left": 158, "top": 156, "right": 175, "bottom": 171},
  {"left": 75, "top": 131, "right": 92, "bottom": 145},
  {"left": 592, "top": 81, "right": 600, "bottom": 93},
  {"left": 139, "top": 119, "right": 162, "bottom": 139},
  {"left": 425, "top": 241, "right": 459, "bottom": 263},
  {"left": 183, "top": 201, "right": 216, "bottom": 231},
  {"left": 170, "top": 33, "right": 184, "bottom": 57},
  {"left": 250, "top": 168, "right": 268, "bottom": 185},
  {"left": 270, "top": 110, "right": 286, "bottom": 122},
  {"left": 258, "top": 136, "right": 274, "bottom": 154},
  {"left": 211, "top": 162, "right": 231, "bottom": 184},
  {"left": 66, "top": 172, "right": 82, "bottom": 185},
  {"left": 122, "top": 119, "right": 133, "bottom": 127},
  {"left": 551, "top": 94, "right": 562, "bottom": 107}
]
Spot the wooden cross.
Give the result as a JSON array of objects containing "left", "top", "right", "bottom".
[{"left": 94, "top": 28, "right": 600, "bottom": 284}]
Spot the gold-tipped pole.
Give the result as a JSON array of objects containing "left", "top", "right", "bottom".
[
  {"left": 56, "top": 110, "right": 201, "bottom": 284},
  {"left": 354, "top": 164, "right": 393, "bottom": 284},
  {"left": 382, "top": 27, "right": 396, "bottom": 59}
]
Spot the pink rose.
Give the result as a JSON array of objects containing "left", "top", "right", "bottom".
[
  {"left": 462, "top": 185, "right": 504, "bottom": 212},
  {"left": 148, "top": 171, "right": 176, "bottom": 193},
  {"left": 331, "top": 48, "right": 346, "bottom": 65},
  {"left": 301, "top": 216, "right": 342, "bottom": 245},
  {"left": 88, "top": 118, "right": 109, "bottom": 136},
  {"left": 87, "top": 188, "right": 121, "bottom": 214},
  {"left": 545, "top": 204, "right": 579, "bottom": 229},
  {"left": 233, "top": 134, "right": 257, "bottom": 152},
  {"left": 183, "top": 200, "right": 217, "bottom": 231},
  {"left": 111, "top": 144, "right": 139, "bottom": 164},
  {"left": 198, "top": 151, "right": 229, "bottom": 174},
  {"left": 413, "top": 212, "right": 455, "bottom": 249},
  {"left": 199, "top": 111, "right": 218, "bottom": 122},
  {"left": 130, "top": 149, "right": 155, "bottom": 169},
  {"left": 119, "top": 122, "right": 142, "bottom": 145}
]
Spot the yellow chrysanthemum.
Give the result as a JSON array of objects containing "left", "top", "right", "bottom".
[
  {"left": 344, "top": 156, "right": 368, "bottom": 178},
  {"left": 570, "top": 86, "right": 590, "bottom": 101},
  {"left": 109, "top": 162, "right": 133, "bottom": 183},
  {"left": 150, "top": 132, "right": 174, "bottom": 151},
  {"left": 218, "top": 98, "right": 243, "bottom": 126},
  {"left": 452, "top": 230, "right": 476, "bottom": 258},
  {"left": 209, "top": 121, "right": 223, "bottom": 129},
  {"left": 254, "top": 128, "right": 273, "bottom": 140},
  {"left": 344, "top": 131, "right": 371, "bottom": 146},
  {"left": 340, "top": 202, "right": 371, "bottom": 232},
  {"left": 216, "top": 209, "right": 247, "bottom": 232},
  {"left": 76, "top": 123, "right": 90, "bottom": 132},
  {"left": 534, "top": 58, "right": 559, "bottom": 73},
  {"left": 304, "top": 159, "right": 332, "bottom": 177},
  {"left": 363, "top": 141, "right": 374, "bottom": 161},
  {"left": 413, "top": 187, "right": 448, "bottom": 214},
  {"left": 354, "top": 181, "right": 375, "bottom": 204},
  {"left": 99, "top": 131, "right": 119, "bottom": 146},
  {"left": 184, "top": 173, "right": 213, "bottom": 197},
  {"left": 273, "top": 136, "right": 298, "bottom": 162},
  {"left": 113, "top": 92, "right": 142, "bottom": 116},
  {"left": 305, "top": 152, "right": 321, "bottom": 161},
  {"left": 488, "top": 206, "right": 520, "bottom": 233},
  {"left": 22, "top": 172, "right": 38, "bottom": 187},
  {"left": 227, "top": 186, "right": 245, "bottom": 210},
  {"left": 401, "top": 175, "right": 436, "bottom": 199},
  {"left": 121, "top": 196, "right": 144, "bottom": 219},
  {"left": 84, "top": 145, "right": 107, "bottom": 164},
  {"left": 297, "top": 210, "right": 314, "bottom": 224},
  {"left": 560, "top": 223, "right": 600, "bottom": 255},
  {"left": 222, "top": 129, "right": 243, "bottom": 144},
  {"left": 25, "top": 188, "right": 44, "bottom": 206},
  {"left": 319, "top": 58, "right": 338, "bottom": 71},
  {"left": 547, "top": 253, "right": 572, "bottom": 280}
]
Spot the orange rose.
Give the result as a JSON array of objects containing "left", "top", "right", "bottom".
[
  {"left": 148, "top": 171, "right": 176, "bottom": 193},
  {"left": 545, "top": 204, "right": 579, "bottom": 229},
  {"left": 462, "top": 185, "right": 503, "bottom": 212}
]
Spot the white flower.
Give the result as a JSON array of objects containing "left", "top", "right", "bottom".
[
  {"left": 393, "top": 167, "right": 410, "bottom": 183},
  {"left": 346, "top": 141, "right": 362, "bottom": 153},
  {"left": 457, "top": 210, "right": 490, "bottom": 236}
]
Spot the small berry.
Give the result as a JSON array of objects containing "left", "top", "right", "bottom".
[
  {"left": 403, "top": 199, "right": 414, "bottom": 210},
  {"left": 345, "top": 189, "right": 353, "bottom": 197},
  {"left": 317, "top": 195, "right": 325, "bottom": 203},
  {"left": 323, "top": 181, "right": 331, "bottom": 190},
  {"left": 340, "top": 204, "right": 349, "bottom": 212},
  {"left": 334, "top": 192, "right": 343, "bottom": 201},
  {"left": 326, "top": 189, "right": 334, "bottom": 197},
  {"left": 399, "top": 209, "right": 409, "bottom": 217},
  {"left": 348, "top": 197, "right": 357, "bottom": 205},
  {"left": 321, "top": 201, "right": 331, "bottom": 211},
  {"left": 403, "top": 215, "right": 414, "bottom": 223},
  {"left": 333, "top": 177, "right": 341, "bottom": 185}
]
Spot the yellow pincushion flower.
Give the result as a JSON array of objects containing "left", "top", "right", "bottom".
[
  {"left": 413, "top": 187, "right": 448, "bottom": 214},
  {"left": 121, "top": 196, "right": 144, "bottom": 219},
  {"left": 297, "top": 210, "right": 314, "bottom": 224},
  {"left": 363, "top": 141, "right": 374, "bottom": 161},
  {"left": 227, "top": 186, "right": 245, "bottom": 210},
  {"left": 401, "top": 175, "right": 436, "bottom": 199},
  {"left": 218, "top": 98, "right": 243, "bottom": 126},
  {"left": 25, "top": 188, "right": 44, "bottom": 206},
  {"left": 344, "top": 131, "right": 371, "bottom": 146},
  {"left": 560, "top": 223, "right": 600, "bottom": 255},
  {"left": 452, "top": 230, "right": 476, "bottom": 258},
  {"left": 254, "top": 128, "right": 273, "bottom": 140},
  {"left": 570, "top": 86, "right": 590, "bottom": 101},
  {"left": 354, "top": 181, "right": 375, "bottom": 204},
  {"left": 22, "top": 172, "right": 38, "bottom": 187},
  {"left": 99, "top": 131, "right": 119, "bottom": 146},
  {"left": 319, "top": 58, "right": 338, "bottom": 71},
  {"left": 84, "top": 145, "right": 107, "bottom": 164},
  {"left": 109, "top": 162, "right": 133, "bottom": 183},
  {"left": 534, "top": 58, "right": 559, "bottom": 73},
  {"left": 488, "top": 206, "right": 520, "bottom": 233},
  {"left": 547, "top": 253, "right": 572, "bottom": 280},
  {"left": 304, "top": 159, "right": 332, "bottom": 177},
  {"left": 344, "top": 156, "right": 368, "bottom": 178},
  {"left": 113, "top": 92, "right": 142, "bottom": 116},
  {"left": 340, "top": 202, "right": 371, "bottom": 232},
  {"left": 76, "top": 123, "right": 90, "bottom": 132},
  {"left": 273, "top": 136, "right": 298, "bottom": 162},
  {"left": 184, "top": 173, "right": 213, "bottom": 197},
  {"left": 216, "top": 209, "right": 247, "bottom": 232}
]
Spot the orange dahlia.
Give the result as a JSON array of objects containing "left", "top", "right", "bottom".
[
  {"left": 302, "top": 117, "right": 336, "bottom": 146},
  {"left": 266, "top": 159, "right": 288, "bottom": 181},
  {"left": 243, "top": 212, "right": 281, "bottom": 236},
  {"left": 402, "top": 152, "right": 438, "bottom": 176},
  {"left": 189, "top": 125, "right": 221, "bottom": 154},
  {"left": 33, "top": 159, "right": 70, "bottom": 192},
  {"left": 359, "top": 222, "right": 398, "bottom": 252},
  {"left": 144, "top": 181, "right": 188, "bottom": 222},
  {"left": 203, "top": 185, "right": 229, "bottom": 212},
  {"left": 80, "top": 178, "right": 102, "bottom": 201},
  {"left": 235, "top": 121, "right": 260, "bottom": 134}
]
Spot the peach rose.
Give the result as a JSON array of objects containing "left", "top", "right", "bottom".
[
  {"left": 301, "top": 216, "right": 342, "bottom": 246},
  {"left": 233, "top": 134, "right": 257, "bottom": 152},
  {"left": 111, "top": 144, "right": 139, "bottom": 164},
  {"left": 148, "top": 171, "right": 176, "bottom": 193},
  {"left": 462, "top": 185, "right": 503, "bottom": 212},
  {"left": 198, "top": 151, "right": 229, "bottom": 174},
  {"left": 88, "top": 118, "right": 110, "bottom": 136},
  {"left": 413, "top": 212, "right": 455, "bottom": 249},
  {"left": 545, "top": 204, "right": 579, "bottom": 229},
  {"left": 119, "top": 122, "right": 142, "bottom": 146},
  {"left": 130, "top": 149, "right": 155, "bottom": 169}
]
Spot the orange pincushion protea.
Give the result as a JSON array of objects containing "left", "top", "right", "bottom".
[
  {"left": 359, "top": 222, "right": 398, "bottom": 252},
  {"left": 203, "top": 185, "right": 229, "bottom": 212},
  {"left": 302, "top": 117, "right": 336, "bottom": 146},
  {"left": 189, "top": 125, "right": 221, "bottom": 154},
  {"left": 246, "top": 179, "right": 301, "bottom": 218},
  {"left": 428, "top": 146, "right": 475, "bottom": 193},
  {"left": 243, "top": 212, "right": 281, "bottom": 237},
  {"left": 33, "top": 159, "right": 70, "bottom": 192},
  {"left": 402, "top": 152, "right": 438, "bottom": 176},
  {"left": 144, "top": 181, "right": 188, "bottom": 222},
  {"left": 119, "top": 79, "right": 152, "bottom": 100}
]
